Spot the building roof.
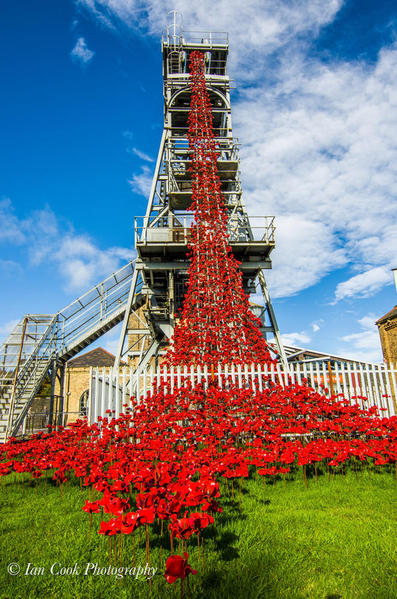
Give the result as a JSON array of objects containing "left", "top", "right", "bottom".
[
  {"left": 67, "top": 347, "right": 125, "bottom": 368},
  {"left": 272, "top": 343, "right": 380, "bottom": 365},
  {"left": 376, "top": 306, "right": 397, "bottom": 326}
]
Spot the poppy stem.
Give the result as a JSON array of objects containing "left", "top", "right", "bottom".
[{"left": 303, "top": 465, "right": 308, "bottom": 488}]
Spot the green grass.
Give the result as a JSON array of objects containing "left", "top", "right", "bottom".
[{"left": 0, "top": 469, "right": 396, "bottom": 599}]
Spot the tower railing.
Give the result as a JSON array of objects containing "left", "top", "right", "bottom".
[
  {"left": 163, "top": 30, "right": 229, "bottom": 47},
  {"left": 134, "top": 216, "right": 276, "bottom": 246}
]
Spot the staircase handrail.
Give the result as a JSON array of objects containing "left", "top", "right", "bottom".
[
  {"left": 55, "top": 260, "right": 135, "bottom": 355},
  {"left": 3, "top": 260, "right": 136, "bottom": 437}
]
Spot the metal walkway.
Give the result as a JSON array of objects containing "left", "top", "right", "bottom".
[{"left": 0, "top": 261, "right": 137, "bottom": 442}]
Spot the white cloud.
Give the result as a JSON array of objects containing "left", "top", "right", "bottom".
[
  {"left": 77, "top": 1, "right": 343, "bottom": 73},
  {"left": 77, "top": 1, "right": 397, "bottom": 303},
  {"left": 131, "top": 147, "right": 154, "bottom": 162},
  {"left": 334, "top": 266, "right": 393, "bottom": 302},
  {"left": 0, "top": 318, "right": 20, "bottom": 341},
  {"left": 54, "top": 237, "right": 132, "bottom": 290},
  {"left": 0, "top": 198, "right": 26, "bottom": 244},
  {"left": 0, "top": 259, "right": 22, "bottom": 276},
  {"left": 265, "top": 214, "right": 346, "bottom": 297},
  {"left": 235, "top": 46, "right": 397, "bottom": 300},
  {"left": 338, "top": 313, "right": 383, "bottom": 363},
  {"left": 0, "top": 200, "right": 134, "bottom": 292},
  {"left": 70, "top": 37, "right": 95, "bottom": 64},
  {"left": 282, "top": 331, "right": 311, "bottom": 347},
  {"left": 128, "top": 165, "right": 153, "bottom": 197}
]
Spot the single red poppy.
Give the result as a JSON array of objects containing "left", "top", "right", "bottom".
[{"left": 164, "top": 552, "right": 198, "bottom": 584}]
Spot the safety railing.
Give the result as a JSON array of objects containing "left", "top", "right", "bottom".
[
  {"left": 169, "top": 127, "right": 230, "bottom": 138},
  {"left": 164, "top": 30, "right": 229, "bottom": 47},
  {"left": 0, "top": 261, "right": 137, "bottom": 438},
  {"left": 134, "top": 216, "right": 276, "bottom": 246},
  {"left": 56, "top": 261, "right": 136, "bottom": 355},
  {"left": 0, "top": 315, "right": 55, "bottom": 391},
  {"left": 166, "top": 138, "right": 240, "bottom": 180},
  {"left": 166, "top": 53, "right": 228, "bottom": 77},
  {"left": 167, "top": 177, "right": 242, "bottom": 194},
  {"left": 167, "top": 136, "right": 239, "bottom": 156}
]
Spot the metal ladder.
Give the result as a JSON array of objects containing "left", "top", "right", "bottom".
[{"left": 0, "top": 261, "right": 138, "bottom": 442}]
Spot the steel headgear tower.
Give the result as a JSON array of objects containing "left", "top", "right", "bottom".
[{"left": 115, "top": 14, "right": 287, "bottom": 369}]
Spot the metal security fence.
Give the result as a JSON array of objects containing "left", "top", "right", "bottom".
[{"left": 89, "top": 362, "right": 397, "bottom": 423}]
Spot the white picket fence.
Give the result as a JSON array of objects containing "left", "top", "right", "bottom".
[{"left": 88, "top": 362, "right": 397, "bottom": 423}]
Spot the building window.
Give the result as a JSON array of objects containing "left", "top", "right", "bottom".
[{"left": 79, "top": 389, "right": 89, "bottom": 417}]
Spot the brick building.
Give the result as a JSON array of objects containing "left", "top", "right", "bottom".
[
  {"left": 63, "top": 348, "right": 126, "bottom": 422},
  {"left": 376, "top": 306, "right": 397, "bottom": 365}
]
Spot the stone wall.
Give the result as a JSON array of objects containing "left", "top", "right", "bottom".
[
  {"left": 63, "top": 366, "right": 91, "bottom": 423},
  {"left": 378, "top": 318, "right": 397, "bottom": 365}
]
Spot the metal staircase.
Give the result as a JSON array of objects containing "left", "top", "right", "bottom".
[{"left": 0, "top": 261, "right": 138, "bottom": 441}]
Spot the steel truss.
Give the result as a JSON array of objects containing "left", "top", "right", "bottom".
[{"left": 116, "top": 18, "right": 287, "bottom": 370}]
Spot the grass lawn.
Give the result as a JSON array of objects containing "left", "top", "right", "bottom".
[{"left": 0, "top": 469, "right": 395, "bottom": 599}]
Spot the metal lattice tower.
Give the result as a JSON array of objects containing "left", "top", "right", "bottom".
[
  {"left": 0, "top": 16, "right": 288, "bottom": 440},
  {"left": 115, "top": 15, "right": 287, "bottom": 370}
]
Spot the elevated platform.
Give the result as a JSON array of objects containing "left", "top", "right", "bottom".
[
  {"left": 162, "top": 30, "right": 229, "bottom": 80},
  {"left": 134, "top": 215, "right": 275, "bottom": 267}
]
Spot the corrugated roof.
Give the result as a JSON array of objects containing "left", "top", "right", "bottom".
[
  {"left": 376, "top": 305, "right": 397, "bottom": 325},
  {"left": 67, "top": 347, "right": 125, "bottom": 368}
]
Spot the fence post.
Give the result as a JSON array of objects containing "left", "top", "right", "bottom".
[
  {"left": 258, "top": 363, "right": 263, "bottom": 392},
  {"left": 334, "top": 362, "right": 341, "bottom": 396},
  {"left": 388, "top": 363, "right": 397, "bottom": 415},
  {"left": 94, "top": 367, "right": 100, "bottom": 421},
  {"left": 89, "top": 367, "right": 94, "bottom": 424},
  {"left": 143, "top": 365, "right": 148, "bottom": 397},
  {"left": 377, "top": 363, "right": 387, "bottom": 414},
  {"left": 115, "top": 367, "right": 120, "bottom": 419}
]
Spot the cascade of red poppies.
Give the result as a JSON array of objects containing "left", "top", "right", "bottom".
[{"left": 166, "top": 51, "right": 272, "bottom": 366}]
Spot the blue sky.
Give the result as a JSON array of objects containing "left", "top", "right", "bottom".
[{"left": 1, "top": 0, "right": 396, "bottom": 362}]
